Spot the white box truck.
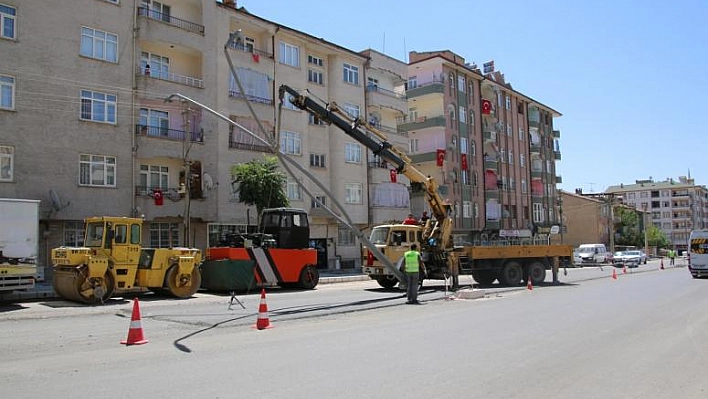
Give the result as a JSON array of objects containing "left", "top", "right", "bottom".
[{"left": 0, "top": 198, "right": 39, "bottom": 293}]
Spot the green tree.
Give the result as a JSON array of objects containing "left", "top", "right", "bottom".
[
  {"left": 646, "top": 225, "right": 670, "bottom": 249},
  {"left": 231, "top": 156, "right": 289, "bottom": 216},
  {"left": 614, "top": 207, "right": 642, "bottom": 247}
]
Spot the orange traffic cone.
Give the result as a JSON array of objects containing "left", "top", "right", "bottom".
[
  {"left": 612, "top": 268, "right": 617, "bottom": 280},
  {"left": 255, "top": 288, "right": 271, "bottom": 330},
  {"left": 661, "top": 259, "right": 665, "bottom": 270},
  {"left": 121, "top": 297, "right": 148, "bottom": 345},
  {"left": 527, "top": 276, "right": 533, "bottom": 291}
]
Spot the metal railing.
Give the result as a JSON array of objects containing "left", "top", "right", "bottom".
[
  {"left": 137, "top": 66, "right": 203, "bottom": 88},
  {"left": 227, "top": 41, "right": 274, "bottom": 59},
  {"left": 366, "top": 84, "right": 406, "bottom": 99},
  {"left": 134, "top": 124, "right": 203, "bottom": 142},
  {"left": 229, "top": 139, "right": 272, "bottom": 153},
  {"left": 228, "top": 90, "right": 273, "bottom": 105},
  {"left": 137, "top": 7, "right": 204, "bottom": 35}
]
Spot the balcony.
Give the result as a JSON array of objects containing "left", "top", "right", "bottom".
[
  {"left": 483, "top": 130, "right": 497, "bottom": 142},
  {"left": 530, "top": 143, "right": 541, "bottom": 153},
  {"left": 228, "top": 90, "right": 273, "bottom": 105},
  {"left": 366, "top": 85, "right": 407, "bottom": 114},
  {"left": 397, "top": 115, "right": 446, "bottom": 132},
  {"left": 552, "top": 129, "right": 561, "bottom": 138},
  {"left": 485, "top": 190, "right": 499, "bottom": 199},
  {"left": 484, "top": 159, "right": 498, "bottom": 170},
  {"left": 528, "top": 109, "right": 541, "bottom": 126},
  {"left": 553, "top": 151, "right": 561, "bottom": 160},
  {"left": 409, "top": 151, "right": 437, "bottom": 164},
  {"left": 228, "top": 40, "right": 274, "bottom": 59},
  {"left": 555, "top": 175, "right": 563, "bottom": 183},
  {"left": 406, "top": 80, "right": 444, "bottom": 99},
  {"left": 531, "top": 170, "right": 544, "bottom": 179},
  {"left": 135, "top": 124, "right": 203, "bottom": 142},
  {"left": 137, "top": 7, "right": 204, "bottom": 35},
  {"left": 137, "top": 66, "right": 203, "bottom": 89},
  {"left": 486, "top": 221, "right": 501, "bottom": 230}
]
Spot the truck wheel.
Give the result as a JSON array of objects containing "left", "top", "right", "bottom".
[
  {"left": 527, "top": 261, "right": 546, "bottom": 285},
  {"left": 376, "top": 276, "right": 398, "bottom": 289},
  {"left": 299, "top": 265, "right": 319, "bottom": 289},
  {"left": 165, "top": 265, "right": 202, "bottom": 299},
  {"left": 472, "top": 270, "right": 496, "bottom": 285},
  {"left": 500, "top": 261, "right": 523, "bottom": 286}
]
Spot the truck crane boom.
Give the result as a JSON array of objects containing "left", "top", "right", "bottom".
[{"left": 278, "top": 85, "right": 453, "bottom": 250}]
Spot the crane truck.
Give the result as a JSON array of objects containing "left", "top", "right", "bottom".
[
  {"left": 51, "top": 216, "right": 202, "bottom": 304},
  {"left": 0, "top": 198, "right": 39, "bottom": 296},
  {"left": 278, "top": 85, "right": 573, "bottom": 289}
]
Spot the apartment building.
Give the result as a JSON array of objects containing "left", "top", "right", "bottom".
[
  {"left": 0, "top": 0, "right": 373, "bottom": 274},
  {"left": 404, "top": 51, "right": 562, "bottom": 243},
  {"left": 556, "top": 190, "right": 612, "bottom": 247},
  {"left": 606, "top": 177, "right": 708, "bottom": 251}
]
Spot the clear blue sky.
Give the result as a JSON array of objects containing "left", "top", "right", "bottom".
[{"left": 238, "top": 0, "right": 707, "bottom": 193}]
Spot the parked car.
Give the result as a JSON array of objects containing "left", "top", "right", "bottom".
[
  {"left": 577, "top": 244, "right": 609, "bottom": 264},
  {"left": 618, "top": 250, "right": 646, "bottom": 267}
]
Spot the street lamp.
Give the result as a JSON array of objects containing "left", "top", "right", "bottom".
[{"left": 642, "top": 203, "right": 649, "bottom": 257}]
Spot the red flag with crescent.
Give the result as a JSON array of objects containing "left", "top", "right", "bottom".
[
  {"left": 482, "top": 99, "right": 492, "bottom": 114},
  {"left": 390, "top": 169, "right": 397, "bottom": 183},
  {"left": 436, "top": 149, "right": 445, "bottom": 166},
  {"left": 461, "top": 154, "right": 468, "bottom": 170},
  {"left": 153, "top": 189, "right": 164, "bottom": 206}
]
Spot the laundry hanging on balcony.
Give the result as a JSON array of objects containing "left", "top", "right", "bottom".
[{"left": 229, "top": 67, "right": 272, "bottom": 104}]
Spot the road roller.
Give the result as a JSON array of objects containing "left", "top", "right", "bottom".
[{"left": 51, "top": 216, "right": 202, "bottom": 304}]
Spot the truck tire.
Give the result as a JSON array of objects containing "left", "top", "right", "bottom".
[
  {"left": 527, "top": 261, "right": 547, "bottom": 285},
  {"left": 471, "top": 269, "right": 496, "bottom": 285},
  {"left": 298, "top": 265, "right": 319, "bottom": 289},
  {"left": 376, "top": 276, "right": 398, "bottom": 289},
  {"left": 499, "top": 261, "right": 523, "bottom": 286}
]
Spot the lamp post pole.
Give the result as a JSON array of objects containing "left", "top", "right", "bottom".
[{"left": 643, "top": 203, "right": 649, "bottom": 257}]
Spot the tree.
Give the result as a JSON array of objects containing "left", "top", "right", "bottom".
[
  {"left": 646, "top": 225, "right": 670, "bottom": 249},
  {"left": 614, "top": 207, "right": 642, "bottom": 247},
  {"left": 231, "top": 156, "right": 289, "bottom": 216}
]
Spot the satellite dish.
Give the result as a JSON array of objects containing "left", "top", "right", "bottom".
[
  {"left": 203, "top": 173, "right": 215, "bottom": 190},
  {"left": 49, "top": 190, "right": 70, "bottom": 212}
]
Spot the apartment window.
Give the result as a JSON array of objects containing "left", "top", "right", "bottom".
[
  {"left": 338, "top": 225, "right": 356, "bottom": 246},
  {"left": 0, "top": 4, "right": 16, "bottom": 40},
  {"left": 505, "top": 95, "right": 511, "bottom": 110},
  {"left": 310, "top": 153, "right": 326, "bottom": 168},
  {"left": 0, "top": 75, "right": 14, "bottom": 110},
  {"left": 459, "top": 106, "right": 466, "bottom": 123},
  {"left": 409, "top": 138, "right": 419, "bottom": 153},
  {"left": 139, "top": 164, "right": 169, "bottom": 192},
  {"left": 460, "top": 137, "right": 468, "bottom": 154},
  {"left": 342, "top": 103, "right": 360, "bottom": 119},
  {"left": 278, "top": 41, "right": 300, "bottom": 67},
  {"left": 308, "top": 113, "right": 325, "bottom": 125},
  {"left": 510, "top": 178, "right": 516, "bottom": 190},
  {"left": 0, "top": 145, "right": 13, "bottom": 181},
  {"left": 521, "top": 179, "right": 527, "bottom": 193},
  {"left": 63, "top": 221, "right": 85, "bottom": 247},
  {"left": 508, "top": 150, "right": 513, "bottom": 165},
  {"left": 520, "top": 154, "right": 525, "bottom": 167},
  {"left": 473, "top": 171, "right": 479, "bottom": 187},
  {"left": 461, "top": 170, "right": 469, "bottom": 185},
  {"left": 280, "top": 131, "right": 301, "bottom": 155},
  {"left": 449, "top": 73, "right": 454, "bottom": 91},
  {"left": 308, "top": 69, "right": 324, "bottom": 85},
  {"left": 80, "top": 27, "right": 118, "bottom": 62},
  {"left": 149, "top": 222, "right": 179, "bottom": 248},
  {"left": 469, "top": 84, "right": 474, "bottom": 104},
  {"left": 308, "top": 55, "right": 324, "bottom": 66},
  {"left": 343, "top": 63, "right": 359, "bottom": 85},
  {"left": 345, "top": 183, "right": 363, "bottom": 204},
  {"left": 408, "top": 76, "right": 418, "bottom": 89},
  {"left": 139, "top": 108, "right": 169, "bottom": 135},
  {"left": 367, "top": 77, "right": 379, "bottom": 89},
  {"left": 500, "top": 149, "right": 506, "bottom": 164},
  {"left": 345, "top": 143, "right": 362, "bottom": 163},
  {"left": 80, "top": 90, "right": 117, "bottom": 123},
  {"left": 141, "top": 0, "right": 170, "bottom": 21},
  {"left": 79, "top": 154, "right": 116, "bottom": 187},
  {"left": 533, "top": 203, "right": 544, "bottom": 223},
  {"left": 519, "top": 127, "right": 525, "bottom": 141},
  {"left": 140, "top": 52, "right": 169, "bottom": 79},
  {"left": 470, "top": 141, "right": 476, "bottom": 156},
  {"left": 311, "top": 195, "right": 326, "bottom": 209},
  {"left": 507, "top": 123, "right": 512, "bottom": 136},
  {"left": 627, "top": 192, "right": 636, "bottom": 199},
  {"left": 286, "top": 178, "right": 301, "bottom": 201},
  {"left": 469, "top": 110, "right": 475, "bottom": 126},
  {"left": 458, "top": 75, "right": 466, "bottom": 92},
  {"left": 463, "top": 201, "right": 471, "bottom": 218},
  {"left": 282, "top": 92, "right": 299, "bottom": 110}
]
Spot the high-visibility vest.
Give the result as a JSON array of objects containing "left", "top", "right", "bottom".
[{"left": 404, "top": 250, "right": 420, "bottom": 273}]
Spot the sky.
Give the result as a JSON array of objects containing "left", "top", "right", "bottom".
[{"left": 237, "top": 0, "right": 708, "bottom": 194}]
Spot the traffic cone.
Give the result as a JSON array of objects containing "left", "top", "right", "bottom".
[
  {"left": 661, "top": 259, "right": 665, "bottom": 270},
  {"left": 121, "top": 297, "right": 148, "bottom": 345},
  {"left": 612, "top": 268, "right": 617, "bottom": 280},
  {"left": 255, "top": 288, "right": 271, "bottom": 330},
  {"left": 527, "top": 276, "right": 533, "bottom": 291}
]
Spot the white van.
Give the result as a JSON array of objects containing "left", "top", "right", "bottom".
[
  {"left": 688, "top": 230, "right": 708, "bottom": 278},
  {"left": 577, "top": 244, "right": 608, "bottom": 264}
]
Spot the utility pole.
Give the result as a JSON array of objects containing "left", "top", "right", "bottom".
[
  {"left": 608, "top": 194, "right": 615, "bottom": 253},
  {"left": 182, "top": 106, "right": 193, "bottom": 247},
  {"left": 643, "top": 202, "right": 649, "bottom": 257}
]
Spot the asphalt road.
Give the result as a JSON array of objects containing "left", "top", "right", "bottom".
[{"left": 1, "top": 259, "right": 704, "bottom": 399}]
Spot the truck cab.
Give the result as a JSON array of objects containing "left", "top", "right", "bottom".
[{"left": 363, "top": 224, "right": 423, "bottom": 288}]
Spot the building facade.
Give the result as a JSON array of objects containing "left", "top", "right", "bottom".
[
  {"left": 606, "top": 177, "right": 708, "bottom": 251},
  {"left": 556, "top": 190, "right": 612, "bottom": 247}
]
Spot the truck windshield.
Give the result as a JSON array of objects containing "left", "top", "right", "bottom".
[
  {"left": 85, "top": 222, "right": 105, "bottom": 247},
  {"left": 578, "top": 247, "right": 595, "bottom": 254},
  {"left": 369, "top": 227, "right": 390, "bottom": 245}
]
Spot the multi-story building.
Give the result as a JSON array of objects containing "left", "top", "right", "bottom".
[
  {"left": 606, "top": 177, "right": 708, "bottom": 251},
  {"left": 556, "top": 190, "right": 612, "bottom": 247},
  {"left": 403, "top": 51, "right": 562, "bottom": 243},
  {"left": 0, "top": 0, "right": 375, "bottom": 275}
]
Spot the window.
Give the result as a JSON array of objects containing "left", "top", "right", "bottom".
[
  {"left": 461, "top": 170, "right": 469, "bottom": 185},
  {"left": 139, "top": 108, "right": 169, "bottom": 135},
  {"left": 80, "top": 90, "right": 117, "bottom": 123},
  {"left": 63, "top": 221, "right": 85, "bottom": 247},
  {"left": 0, "top": 75, "right": 14, "bottom": 110},
  {"left": 507, "top": 123, "right": 512, "bottom": 136},
  {"left": 345, "top": 183, "right": 363, "bottom": 204},
  {"left": 141, "top": 0, "right": 171, "bottom": 21},
  {"left": 80, "top": 27, "right": 118, "bottom": 62},
  {"left": 508, "top": 150, "right": 513, "bottom": 165},
  {"left": 139, "top": 164, "right": 169, "bottom": 192},
  {"left": 460, "top": 137, "right": 468, "bottom": 154},
  {"left": 279, "top": 41, "right": 300, "bottom": 67},
  {"left": 521, "top": 179, "right": 527, "bottom": 193},
  {"left": 338, "top": 225, "right": 356, "bottom": 246},
  {"left": 408, "top": 76, "right": 418, "bottom": 89},
  {"left": 469, "top": 110, "right": 475, "bottom": 126},
  {"left": 343, "top": 63, "right": 359, "bottom": 85},
  {"left": 311, "top": 195, "right": 326, "bottom": 209},
  {"left": 149, "top": 222, "right": 179, "bottom": 248},
  {"left": 343, "top": 103, "right": 360, "bottom": 119},
  {"left": 286, "top": 178, "right": 301, "bottom": 201},
  {"left": 0, "top": 145, "right": 13, "bottom": 181},
  {"left": 345, "top": 143, "right": 361, "bottom": 163},
  {"left": 505, "top": 95, "right": 511, "bottom": 110},
  {"left": 79, "top": 154, "right": 116, "bottom": 187},
  {"left": 519, "top": 127, "right": 525, "bottom": 141},
  {"left": 473, "top": 171, "right": 479, "bottom": 187},
  {"left": 409, "top": 138, "right": 419, "bottom": 153},
  {"left": 0, "top": 4, "right": 16, "bottom": 40},
  {"left": 308, "top": 113, "right": 325, "bottom": 125},
  {"left": 282, "top": 92, "right": 299, "bottom": 110},
  {"left": 458, "top": 75, "right": 466, "bottom": 92},
  {"left": 308, "top": 69, "right": 323, "bottom": 85},
  {"left": 520, "top": 154, "right": 525, "bottom": 167},
  {"left": 408, "top": 107, "right": 418, "bottom": 121},
  {"left": 308, "top": 55, "right": 324, "bottom": 66},
  {"left": 280, "top": 131, "right": 301, "bottom": 155},
  {"left": 533, "top": 203, "right": 544, "bottom": 223},
  {"left": 463, "top": 201, "right": 471, "bottom": 218},
  {"left": 140, "top": 51, "right": 169, "bottom": 79},
  {"left": 367, "top": 77, "right": 379, "bottom": 89},
  {"left": 449, "top": 73, "right": 454, "bottom": 91},
  {"left": 310, "top": 153, "right": 326, "bottom": 168},
  {"left": 471, "top": 141, "right": 476, "bottom": 156},
  {"left": 459, "top": 106, "right": 466, "bottom": 123}
]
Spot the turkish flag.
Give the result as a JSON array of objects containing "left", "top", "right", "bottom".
[
  {"left": 153, "top": 189, "right": 164, "bottom": 206},
  {"left": 461, "top": 154, "right": 468, "bottom": 170},
  {"left": 252, "top": 53, "right": 260, "bottom": 63},
  {"left": 482, "top": 99, "right": 492, "bottom": 114},
  {"left": 390, "top": 169, "right": 397, "bottom": 183},
  {"left": 436, "top": 149, "right": 445, "bottom": 166}
]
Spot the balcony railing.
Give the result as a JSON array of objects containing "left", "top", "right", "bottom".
[
  {"left": 229, "top": 139, "right": 272, "bottom": 153},
  {"left": 405, "top": 80, "right": 444, "bottom": 98},
  {"left": 135, "top": 124, "right": 203, "bottom": 142},
  {"left": 227, "top": 41, "right": 274, "bottom": 59},
  {"left": 137, "top": 66, "right": 203, "bottom": 88},
  {"left": 366, "top": 84, "right": 406, "bottom": 99},
  {"left": 228, "top": 90, "right": 273, "bottom": 105},
  {"left": 483, "top": 130, "right": 497, "bottom": 141},
  {"left": 137, "top": 7, "right": 204, "bottom": 35},
  {"left": 134, "top": 186, "right": 183, "bottom": 198},
  {"left": 397, "top": 115, "right": 446, "bottom": 131},
  {"left": 553, "top": 151, "right": 561, "bottom": 160}
]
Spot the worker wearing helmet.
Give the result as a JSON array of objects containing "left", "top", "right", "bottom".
[{"left": 404, "top": 244, "right": 424, "bottom": 304}]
